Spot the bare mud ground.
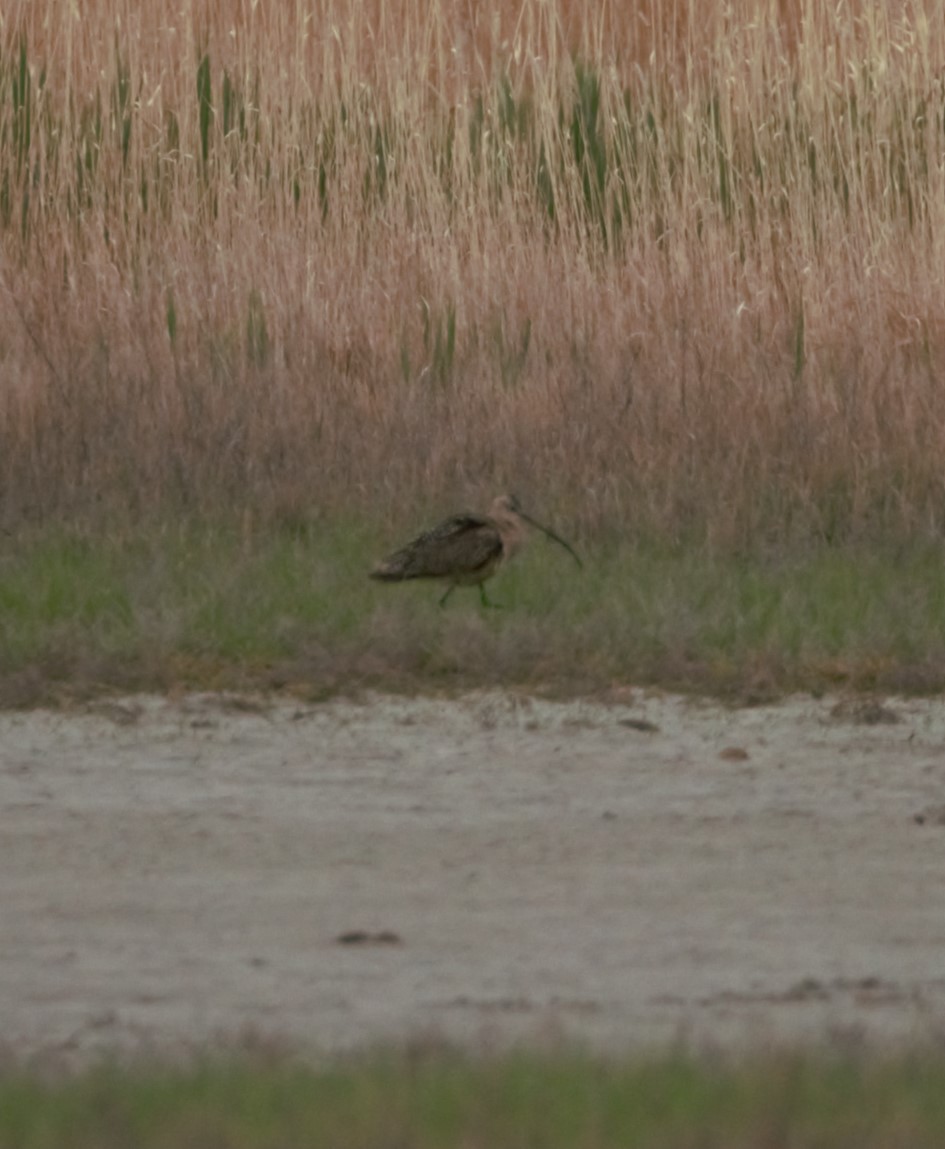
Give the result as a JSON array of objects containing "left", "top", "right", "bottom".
[{"left": 3, "top": 689, "right": 945, "bottom": 1068}]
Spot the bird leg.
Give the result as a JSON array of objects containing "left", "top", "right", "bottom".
[
  {"left": 479, "top": 583, "right": 501, "bottom": 609},
  {"left": 440, "top": 582, "right": 500, "bottom": 609}
]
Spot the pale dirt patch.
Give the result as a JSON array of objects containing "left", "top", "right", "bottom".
[{"left": 2, "top": 690, "right": 945, "bottom": 1068}]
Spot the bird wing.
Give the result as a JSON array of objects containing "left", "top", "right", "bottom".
[{"left": 375, "top": 514, "right": 503, "bottom": 580}]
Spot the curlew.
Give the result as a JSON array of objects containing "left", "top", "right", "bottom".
[{"left": 369, "top": 493, "right": 582, "bottom": 607}]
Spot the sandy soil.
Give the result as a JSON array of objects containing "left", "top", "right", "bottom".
[{"left": 3, "top": 689, "right": 945, "bottom": 1068}]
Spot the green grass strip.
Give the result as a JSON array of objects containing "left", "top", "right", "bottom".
[
  {"left": 1, "top": 519, "right": 945, "bottom": 704},
  {"left": 3, "top": 1052, "right": 945, "bottom": 1148}
]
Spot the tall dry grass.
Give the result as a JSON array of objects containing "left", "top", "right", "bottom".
[{"left": 1, "top": 0, "right": 945, "bottom": 546}]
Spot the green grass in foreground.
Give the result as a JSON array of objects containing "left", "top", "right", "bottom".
[
  {"left": 3, "top": 1053, "right": 945, "bottom": 1149},
  {"left": 1, "top": 518, "right": 945, "bottom": 703}
]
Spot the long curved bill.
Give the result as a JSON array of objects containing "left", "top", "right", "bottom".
[{"left": 518, "top": 510, "right": 583, "bottom": 568}]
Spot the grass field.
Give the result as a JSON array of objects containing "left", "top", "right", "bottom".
[
  {"left": 1, "top": 2, "right": 945, "bottom": 694},
  {"left": 3, "top": 519, "right": 945, "bottom": 703},
  {"left": 4, "top": 1052, "right": 945, "bottom": 1148}
]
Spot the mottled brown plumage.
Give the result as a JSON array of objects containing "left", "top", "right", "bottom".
[{"left": 370, "top": 494, "right": 581, "bottom": 607}]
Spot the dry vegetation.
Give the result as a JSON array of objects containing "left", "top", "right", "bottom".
[{"left": 1, "top": 0, "right": 945, "bottom": 546}]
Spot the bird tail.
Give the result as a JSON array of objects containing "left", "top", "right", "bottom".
[{"left": 369, "top": 558, "right": 410, "bottom": 581}]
